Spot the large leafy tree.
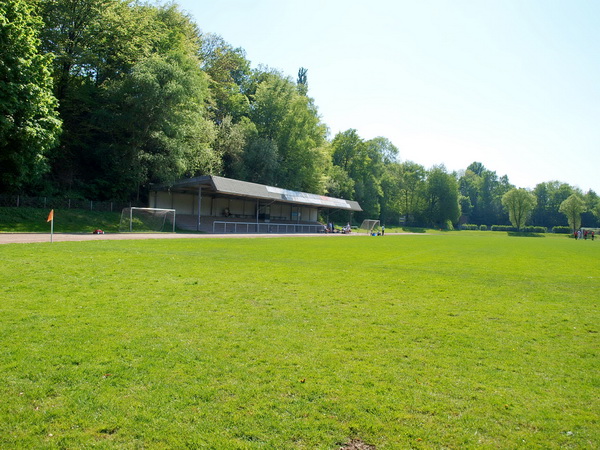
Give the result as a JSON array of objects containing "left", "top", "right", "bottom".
[
  {"left": 329, "top": 131, "right": 399, "bottom": 222},
  {"left": 381, "top": 160, "right": 425, "bottom": 226},
  {"left": 37, "top": 0, "right": 215, "bottom": 199},
  {"left": 396, "top": 161, "right": 427, "bottom": 225},
  {"left": 581, "top": 189, "right": 599, "bottom": 227},
  {"left": 531, "top": 181, "right": 576, "bottom": 228},
  {"left": 200, "top": 33, "right": 251, "bottom": 123},
  {"left": 0, "top": 0, "right": 61, "bottom": 192},
  {"left": 424, "top": 165, "right": 461, "bottom": 228},
  {"left": 501, "top": 188, "right": 537, "bottom": 230},
  {"left": 101, "top": 52, "right": 215, "bottom": 197},
  {"left": 330, "top": 130, "right": 374, "bottom": 220},
  {"left": 214, "top": 116, "right": 256, "bottom": 179},
  {"left": 249, "top": 70, "right": 328, "bottom": 192},
  {"left": 459, "top": 162, "right": 512, "bottom": 226},
  {"left": 559, "top": 194, "right": 586, "bottom": 233}
]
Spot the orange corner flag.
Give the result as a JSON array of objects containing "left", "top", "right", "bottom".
[{"left": 47, "top": 209, "right": 54, "bottom": 222}]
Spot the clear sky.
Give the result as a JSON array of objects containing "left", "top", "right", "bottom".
[{"left": 174, "top": 0, "right": 599, "bottom": 193}]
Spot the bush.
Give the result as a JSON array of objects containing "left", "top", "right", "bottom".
[
  {"left": 491, "top": 225, "right": 517, "bottom": 232},
  {"left": 479, "top": 225, "right": 487, "bottom": 231},
  {"left": 523, "top": 226, "right": 547, "bottom": 233},
  {"left": 552, "top": 226, "right": 571, "bottom": 234},
  {"left": 460, "top": 224, "right": 479, "bottom": 230}
]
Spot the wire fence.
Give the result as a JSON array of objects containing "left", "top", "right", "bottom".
[{"left": 0, "top": 194, "right": 143, "bottom": 212}]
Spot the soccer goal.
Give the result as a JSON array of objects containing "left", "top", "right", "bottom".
[
  {"left": 360, "top": 219, "right": 380, "bottom": 234},
  {"left": 119, "top": 207, "right": 176, "bottom": 232}
]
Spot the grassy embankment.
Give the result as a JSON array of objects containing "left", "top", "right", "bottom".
[
  {"left": 0, "top": 231, "right": 598, "bottom": 447},
  {"left": 0, "top": 207, "right": 122, "bottom": 233}
]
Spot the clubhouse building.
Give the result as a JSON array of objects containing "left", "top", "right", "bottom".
[{"left": 149, "top": 175, "right": 362, "bottom": 233}]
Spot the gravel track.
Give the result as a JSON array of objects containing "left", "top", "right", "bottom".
[{"left": 0, "top": 232, "right": 368, "bottom": 244}]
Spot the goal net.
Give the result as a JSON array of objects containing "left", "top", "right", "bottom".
[
  {"left": 360, "top": 219, "right": 380, "bottom": 234},
  {"left": 119, "top": 207, "right": 176, "bottom": 232}
]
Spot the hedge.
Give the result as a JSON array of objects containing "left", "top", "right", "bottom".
[
  {"left": 552, "top": 226, "right": 571, "bottom": 234},
  {"left": 523, "top": 226, "right": 547, "bottom": 233},
  {"left": 491, "top": 225, "right": 517, "bottom": 232}
]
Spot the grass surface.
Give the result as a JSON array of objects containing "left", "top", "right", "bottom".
[
  {"left": 0, "top": 207, "right": 122, "bottom": 233},
  {"left": 1, "top": 232, "right": 598, "bottom": 448}
]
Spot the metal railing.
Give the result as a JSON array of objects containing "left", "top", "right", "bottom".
[
  {"left": 213, "top": 221, "right": 324, "bottom": 234},
  {"left": 0, "top": 194, "right": 142, "bottom": 212}
]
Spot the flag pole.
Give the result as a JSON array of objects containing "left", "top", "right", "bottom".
[{"left": 47, "top": 209, "right": 54, "bottom": 242}]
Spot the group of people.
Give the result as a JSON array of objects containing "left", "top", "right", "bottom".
[
  {"left": 323, "top": 222, "right": 352, "bottom": 234},
  {"left": 575, "top": 229, "right": 595, "bottom": 240}
]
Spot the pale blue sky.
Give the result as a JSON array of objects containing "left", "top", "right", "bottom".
[{"left": 174, "top": 0, "right": 599, "bottom": 193}]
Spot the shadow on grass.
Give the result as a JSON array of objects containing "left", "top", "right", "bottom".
[{"left": 507, "top": 232, "right": 546, "bottom": 238}]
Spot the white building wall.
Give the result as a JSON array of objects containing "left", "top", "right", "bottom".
[{"left": 152, "top": 191, "right": 319, "bottom": 221}]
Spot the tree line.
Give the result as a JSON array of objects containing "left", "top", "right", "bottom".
[{"left": 1, "top": 0, "right": 599, "bottom": 229}]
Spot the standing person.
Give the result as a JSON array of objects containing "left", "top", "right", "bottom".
[
  {"left": 592, "top": 231, "right": 595, "bottom": 240},
  {"left": 381, "top": 224, "right": 385, "bottom": 236}
]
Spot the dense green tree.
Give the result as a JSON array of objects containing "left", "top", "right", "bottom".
[
  {"left": 214, "top": 116, "right": 255, "bottom": 179},
  {"left": 250, "top": 70, "right": 328, "bottom": 192},
  {"left": 459, "top": 162, "right": 512, "bottom": 225},
  {"left": 36, "top": 0, "right": 214, "bottom": 198},
  {"left": 329, "top": 130, "right": 388, "bottom": 221},
  {"left": 380, "top": 158, "right": 425, "bottom": 226},
  {"left": 326, "top": 164, "right": 354, "bottom": 201},
  {"left": 398, "top": 161, "right": 427, "bottom": 225},
  {"left": 296, "top": 67, "right": 308, "bottom": 96},
  {"left": 200, "top": 33, "right": 251, "bottom": 123},
  {"left": 581, "top": 190, "right": 599, "bottom": 227},
  {"left": 0, "top": 0, "right": 61, "bottom": 192},
  {"left": 559, "top": 194, "right": 586, "bottom": 233},
  {"left": 424, "top": 165, "right": 461, "bottom": 228},
  {"left": 242, "top": 137, "right": 279, "bottom": 185},
  {"left": 501, "top": 188, "right": 537, "bottom": 230},
  {"left": 101, "top": 52, "right": 215, "bottom": 197},
  {"left": 591, "top": 198, "right": 600, "bottom": 224},
  {"left": 531, "top": 181, "right": 576, "bottom": 228}
]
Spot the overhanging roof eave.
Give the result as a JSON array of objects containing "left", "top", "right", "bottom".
[{"left": 151, "top": 175, "right": 362, "bottom": 212}]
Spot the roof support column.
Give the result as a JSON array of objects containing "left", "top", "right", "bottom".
[{"left": 197, "top": 186, "right": 202, "bottom": 231}]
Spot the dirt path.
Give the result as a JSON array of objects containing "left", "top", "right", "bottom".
[
  {"left": 0, "top": 230, "right": 424, "bottom": 244},
  {"left": 0, "top": 231, "right": 376, "bottom": 244}
]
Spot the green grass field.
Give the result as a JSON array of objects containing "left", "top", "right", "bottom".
[{"left": 1, "top": 232, "right": 598, "bottom": 448}]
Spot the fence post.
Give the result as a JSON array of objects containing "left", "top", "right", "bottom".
[
  {"left": 68, "top": 199, "right": 71, "bottom": 209},
  {"left": 90, "top": 201, "right": 93, "bottom": 211},
  {"left": 16, "top": 195, "right": 19, "bottom": 207}
]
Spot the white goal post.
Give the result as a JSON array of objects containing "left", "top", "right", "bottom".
[
  {"left": 360, "top": 219, "right": 380, "bottom": 234},
  {"left": 119, "top": 207, "right": 176, "bottom": 232}
]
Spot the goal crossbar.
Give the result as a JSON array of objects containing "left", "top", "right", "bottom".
[
  {"left": 121, "top": 207, "right": 176, "bottom": 232},
  {"left": 360, "top": 219, "right": 380, "bottom": 234}
]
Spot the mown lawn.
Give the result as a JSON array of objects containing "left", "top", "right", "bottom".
[{"left": 0, "top": 232, "right": 598, "bottom": 448}]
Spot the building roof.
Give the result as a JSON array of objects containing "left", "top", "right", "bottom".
[{"left": 152, "top": 175, "right": 362, "bottom": 212}]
